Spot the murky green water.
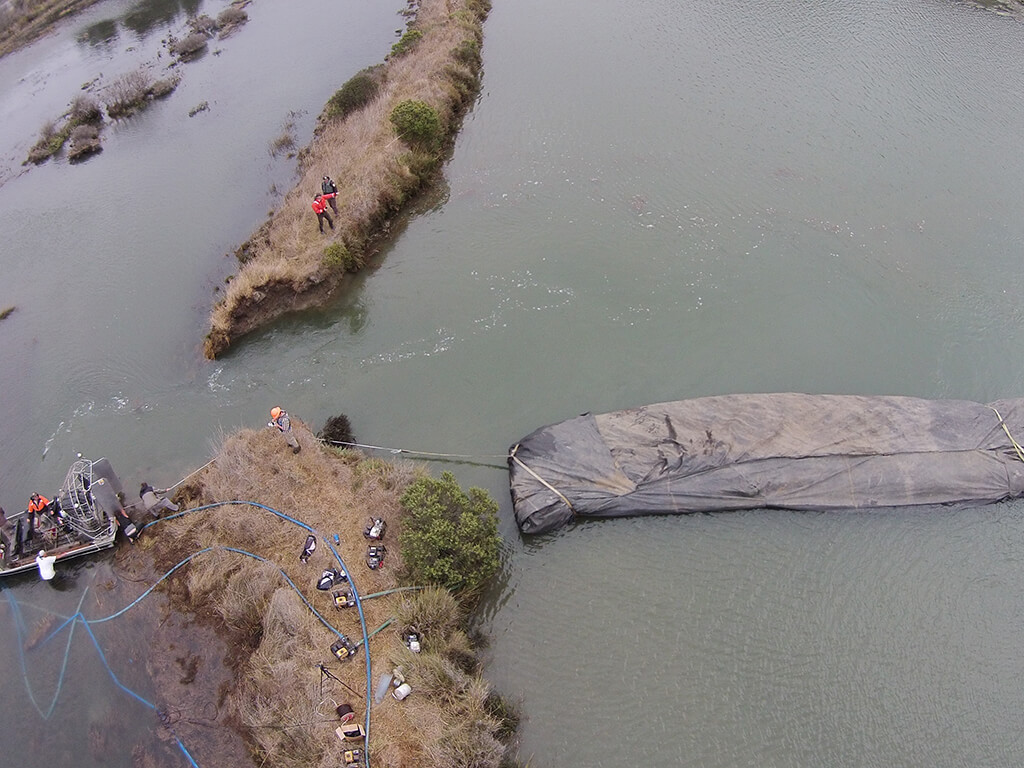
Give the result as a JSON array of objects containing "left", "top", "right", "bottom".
[{"left": 3, "top": 0, "right": 1024, "bottom": 765}]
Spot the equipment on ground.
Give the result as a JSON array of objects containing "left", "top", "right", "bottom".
[
  {"left": 365, "top": 545, "right": 386, "bottom": 570},
  {"left": 363, "top": 517, "right": 386, "bottom": 540},
  {"left": 404, "top": 631, "right": 421, "bottom": 653},
  {"left": 317, "top": 567, "right": 347, "bottom": 590},
  {"left": 331, "top": 634, "right": 359, "bottom": 661}
]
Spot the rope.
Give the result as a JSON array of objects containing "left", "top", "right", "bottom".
[
  {"left": 165, "top": 458, "right": 218, "bottom": 492},
  {"left": 988, "top": 406, "right": 1024, "bottom": 463},
  {"left": 325, "top": 438, "right": 508, "bottom": 462},
  {"left": 509, "top": 444, "right": 576, "bottom": 516},
  {"left": 78, "top": 619, "right": 201, "bottom": 768},
  {"left": 3, "top": 585, "right": 88, "bottom": 720},
  {"left": 149, "top": 438, "right": 507, "bottom": 508},
  {"left": 122, "top": 457, "right": 218, "bottom": 512}
]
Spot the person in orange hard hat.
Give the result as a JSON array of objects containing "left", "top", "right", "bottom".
[{"left": 269, "top": 407, "right": 301, "bottom": 453}]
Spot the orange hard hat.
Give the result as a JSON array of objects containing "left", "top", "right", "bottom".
[{"left": 270, "top": 407, "right": 282, "bottom": 419}]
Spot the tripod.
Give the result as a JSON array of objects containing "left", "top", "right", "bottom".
[{"left": 318, "top": 662, "right": 362, "bottom": 699}]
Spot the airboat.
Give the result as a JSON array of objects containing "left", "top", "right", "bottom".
[{"left": 0, "top": 457, "right": 130, "bottom": 577}]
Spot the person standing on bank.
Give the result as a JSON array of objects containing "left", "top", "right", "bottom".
[
  {"left": 312, "top": 194, "right": 334, "bottom": 233},
  {"left": 270, "top": 407, "right": 301, "bottom": 453},
  {"left": 322, "top": 175, "right": 339, "bottom": 214}
]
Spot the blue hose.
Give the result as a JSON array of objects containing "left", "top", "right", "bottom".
[
  {"left": 5, "top": 498, "right": 388, "bottom": 768},
  {"left": 141, "top": 499, "right": 377, "bottom": 768}
]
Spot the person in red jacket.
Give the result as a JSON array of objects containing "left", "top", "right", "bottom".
[{"left": 312, "top": 194, "right": 334, "bottom": 233}]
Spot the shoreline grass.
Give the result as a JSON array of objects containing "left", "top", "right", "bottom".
[{"left": 203, "top": 0, "right": 490, "bottom": 359}]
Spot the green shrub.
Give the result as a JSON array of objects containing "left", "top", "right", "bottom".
[
  {"left": 398, "top": 472, "right": 500, "bottom": 595},
  {"left": 326, "top": 67, "right": 382, "bottom": 120},
  {"left": 390, "top": 27, "right": 422, "bottom": 57},
  {"left": 465, "top": 0, "right": 493, "bottom": 19},
  {"left": 452, "top": 38, "right": 481, "bottom": 67},
  {"left": 389, "top": 99, "right": 441, "bottom": 149},
  {"left": 322, "top": 242, "right": 363, "bottom": 273}
]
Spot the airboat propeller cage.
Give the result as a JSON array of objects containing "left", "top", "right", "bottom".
[
  {"left": 56, "top": 457, "right": 125, "bottom": 535},
  {"left": 508, "top": 394, "right": 1024, "bottom": 535}
]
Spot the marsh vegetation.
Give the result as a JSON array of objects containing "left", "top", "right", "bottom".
[{"left": 136, "top": 420, "right": 514, "bottom": 768}]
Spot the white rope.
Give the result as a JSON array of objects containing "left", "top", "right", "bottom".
[{"left": 325, "top": 439, "right": 509, "bottom": 461}]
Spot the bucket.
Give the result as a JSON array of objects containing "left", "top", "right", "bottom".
[{"left": 392, "top": 682, "right": 412, "bottom": 701}]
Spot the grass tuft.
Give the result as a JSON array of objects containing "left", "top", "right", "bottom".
[{"left": 106, "top": 69, "right": 153, "bottom": 118}]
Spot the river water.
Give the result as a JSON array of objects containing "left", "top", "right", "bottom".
[{"left": 2, "top": 0, "right": 1024, "bottom": 766}]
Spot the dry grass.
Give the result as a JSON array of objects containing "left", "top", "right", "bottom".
[
  {"left": 138, "top": 421, "right": 514, "bottom": 767},
  {"left": 67, "top": 123, "right": 100, "bottom": 159},
  {"left": 0, "top": 0, "right": 103, "bottom": 59},
  {"left": 105, "top": 69, "right": 153, "bottom": 118},
  {"left": 169, "top": 31, "right": 208, "bottom": 60},
  {"left": 204, "top": 0, "right": 490, "bottom": 358}
]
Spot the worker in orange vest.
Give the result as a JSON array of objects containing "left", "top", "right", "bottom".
[
  {"left": 26, "top": 493, "right": 50, "bottom": 543},
  {"left": 28, "top": 493, "right": 50, "bottom": 515},
  {"left": 312, "top": 194, "right": 335, "bottom": 233}
]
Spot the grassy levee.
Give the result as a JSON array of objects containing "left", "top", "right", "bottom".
[
  {"left": 0, "top": 0, "right": 103, "bottom": 59},
  {"left": 203, "top": 0, "right": 490, "bottom": 359},
  {"left": 138, "top": 422, "right": 515, "bottom": 768}
]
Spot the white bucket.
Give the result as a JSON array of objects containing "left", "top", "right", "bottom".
[{"left": 392, "top": 682, "right": 412, "bottom": 701}]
